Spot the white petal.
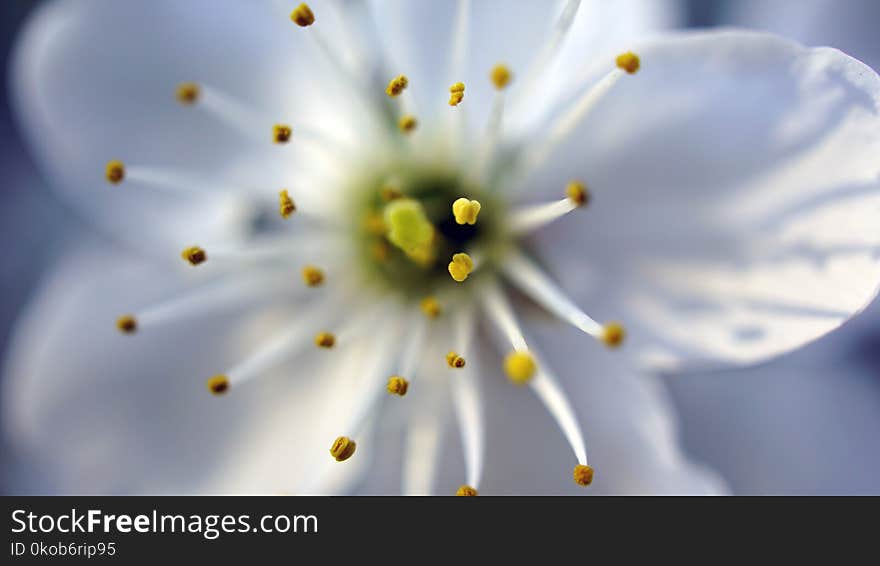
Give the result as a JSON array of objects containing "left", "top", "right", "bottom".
[
  {"left": 1, "top": 238, "right": 359, "bottom": 494},
  {"left": 529, "top": 30, "right": 880, "bottom": 370},
  {"left": 460, "top": 322, "right": 725, "bottom": 494},
  {"left": 11, "top": 0, "right": 358, "bottom": 253},
  {"left": 722, "top": 0, "right": 880, "bottom": 70}
]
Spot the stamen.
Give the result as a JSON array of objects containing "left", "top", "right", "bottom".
[
  {"left": 314, "top": 331, "right": 336, "bottom": 348},
  {"left": 175, "top": 82, "right": 200, "bottom": 105},
  {"left": 273, "top": 124, "right": 293, "bottom": 144},
  {"left": 490, "top": 64, "right": 512, "bottom": 90},
  {"left": 207, "top": 374, "right": 230, "bottom": 396},
  {"left": 456, "top": 485, "right": 478, "bottom": 496},
  {"left": 448, "top": 0, "right": 472, "bottom": 84},
  {"left": 290, "top": 3, "right": 316, "bottom": 27},
  {"left": 482, "top": 283, "right": 529, "bottom": 351},
  {"left": 105, "top": 160, "right": 125, "bottom": 184},
  {"left": 116, "top": 314, "right": 137, "bottom": 334},
  {"left": 330, "top": 436, "right": 356, "bottom": 461},
  {"left": 385, "top": 199, "right": 435, "bottom": 255},
  {"left": 450, "top": 308, "right": 484, "bottom": 491},
  {"left": 446, "top": 351, "right": 466, "bottom": 368},
  {"left": 398, "top": 114, "right": 418, "bottom": 133},
  {"left": 385, "top": 75, "right": 409, "bottom": 97},
  {"left": 503, "top": 351, "right": 536, "bottom": 385},
  {"left": 573, "top": 464, "right": 594, "bottom": 486},
  {"left": 452, "top": 198, "right": 481, "bottom": 225},
  {"left": 181, "top": 246, "right": 207, "bottom": 266},
  {"left": 392, "top": 311, "right": 428, "bottom": 391},
  {"left": 110, "top": 166, "right": 229, "bottom": 196},
  {"left": 386, "top": 376, "right": 409, "bottom": 396},
  {"left": 615, "top": 51, "right": 640, "bottom": 74},
  {"left": 518, "top": 56, "right": 636, "bottom": 189},
  {"left": 601, "top": 322, "right": 626, "bottom": 348},
  {"left": 565, "top": 180, "right": 590, "bottom": 207},
  {"left": 501, "top": 251, "right": 610, "bottom": 342},
  {"left": 279, "top": 189, "right": 296, "bottom": 218},
  {"left": 301, "top": 265, "right": 325, "bottom": 287},
  {"left": 448, "top": 82, "right": 465, "bottom": 106},
  {"left": 448, "top": 252, "right": 474, "bottom": 282},
  {"left": 420, "top": 296, "right": 443, "bottom": 319}
]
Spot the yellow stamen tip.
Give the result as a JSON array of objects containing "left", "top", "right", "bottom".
[
  {"left": 273, "top": 124, "right": 292, "bottom": 144},
  {"left": 386, "top": 376, "right": 409, "bottom": 396},
  {"left": 452, "top": 197, "right": 481, "bottom": 225},
  {"left": 420, "top": 297, "right": 442, "bottom": 319},
  {"left": 490, "top": 64, "right": 512, "bottom": 90},
  {"left": 456, "top": 485, "right": 478, "bottom": 496},
  {"left": 290, "top": 3, "right": 315, "bottom": 27},
  {"left": 301, "top": 265, "right": 325, "bottom": 287},
  {"left": 207, "top": 374, "right": 230, "bottom": 396},
  {"left": 573, "top": 464, "right": 594, "bottom": 486},
  {"left": 116, "top": 314, "right": 137, "bottom": 334},
  {"left": 279, "top": 189, "right": 296, "bottom": 218},
  {"left": 175, "top": 82, "right": 200, "bottom": 105},
  {"left": 448, "top": 82, "right": 465, "bottom": 106},
  {"left": 330, "top": 436, "right": 356, "bottom": 461},
  {"left": 398, "top": 114, "right": 418, "bottom": 133},
  {"left": 504, "top": 350, "right": 536, "bottom": 385},
  {"left": 315, "top": 331, "right": 336, "bottom": 349},
  {"left": 105, "top": 160, "right": 125, "bottom": 184},
  {"left": 181, "top": 246, "right": 207, "bottom": 266},
  {"left": 446, "top": 351, "right": 466, "bottom": 369},
  {"left": 601, "top": 322, "right": 625, "bottom": 348},
  {"left": 565, "top": 180, "right": 590, "bottom": 207},
  {"left": 385, "top": 75, "right": 409, "bottom": 97},
  {"left": 385, "top": 199, "right": 435, "bottom": 255},
  {"left": 447, "top": 252, "right": 474, "bottom": 283},
  {"left": 616, "top": 51, "right": 640, "bottom": 74}
]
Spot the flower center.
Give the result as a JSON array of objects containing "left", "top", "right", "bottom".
[{"left": 347, "top": 161, "right": 509, "bottom": 298}]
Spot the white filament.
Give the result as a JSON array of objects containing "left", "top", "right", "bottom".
[
  {"left": 509, "top": 198, "right": 578, "bottom": 234},
  {"left": 502, "top": 251, "right": 603, "bottom": 338},
  {"left": 451, "top": 308, "right": 485, "bottom": 489},
  {"left": 529, "top": 352, "right": 589, "bottom": 465},
  {"left": 482, "top": 282, "right": 529, "bottom": 351}
]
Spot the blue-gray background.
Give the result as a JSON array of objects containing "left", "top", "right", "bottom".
[{"left": 1, "top": 1, "right": 878, "bottom": 494}]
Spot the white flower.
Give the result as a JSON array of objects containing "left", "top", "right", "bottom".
[{"left": 4, "top": 0, "right": 880, "bottom": 495}]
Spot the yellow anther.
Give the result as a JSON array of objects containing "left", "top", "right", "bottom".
[
  {"left": 330, "top": 436, "right": 356, "bottom": 461},
  {"left": 370, "top": 241, "right": 391, "bottom": 262},
  {"left": 504, "top": 350, "right": 536, "bottom": 385},
  {"left": 385, "top": 75, "right": 409, "bottom": 97},
  {"left": 380, "top": 183, "right": 403, "bottom": 201},
  {"left": 398, "top": 114, "right": 418, "bottom": 133},
  {"left": 363, "top": 212, "right": 387, "bottom": 235},
  {"left": 207, "top": 374, "right": 230, "bottom": 396},
  {"left": 279, "top": 189, "right": 296, "bottom": 218},
  {"left": 446, "top": 351, "right": 466, "bottom": 369},
  {"left": 573, "top": 464, "right": 594, "bottom": 486},
  {"left": 315, "top": 331, "right": 336, "bottom": 349},
  {"left": 181, "top": 246, "right": 207, "bottom": 266},
  {"left": 385, "top": 199, "right": 435, "bottom": 255},
  {"left": 290, "top": 3, "right": 315, "bottom": 27},
  {"left": 273, "top": 124, "right": 292, "bottom": 144},
  {"left": 490, "top": 64, "right": 512, "bottom": 90},
  {"left": 116, "top": 314, "right": 137, "bottom": 334},
  {"left": 452, "top": 197, "right": 481, "bottom": 225},
  {"left": 601, "top": 322, "right": 625, "bottom": 348},
  {"left": 105, "top": 160, "right": 125, "bottom": 184},
  {"left": 301, "top": 265, "right": 325, "bottom": 287},
  {"left": 616, "top": 51, "right": 640, "bottom": 74},
  {"left": 386, "top": 376, "right": 409, "bottom": 396},
  {"left": 176, "top": 82, "right": 200, "bottom": 105},
  {"left": 565, "top": 180, "right": 590, "bottom": 207},
  {"left": 448, "top": 82, "right": 465, "bottom": 106},
  {"left": 420, "top": 297, "right": 442, "bottom": 319},
  {"left": 456, "top": 485, "right": 478, "bottom": 496},
  {"left": 447, "top": 252, "right": 474, "bottom": 283}
]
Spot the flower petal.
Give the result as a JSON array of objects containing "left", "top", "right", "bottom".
[
  {"left": 11, "top": 0, "right": 359, "bottom": 254},
  {"left": 463, "top": 323, "right": 725, "bottom": 494},
  {"left": 529, "top": 30, "right": 880, "bottom": 370},
  {"left": 1, "top": 238, "right": 361, "bottom": 494}
]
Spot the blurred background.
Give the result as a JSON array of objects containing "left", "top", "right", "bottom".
[{"left": 1, "top": 0, "right": 878, "bottom": 494}]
